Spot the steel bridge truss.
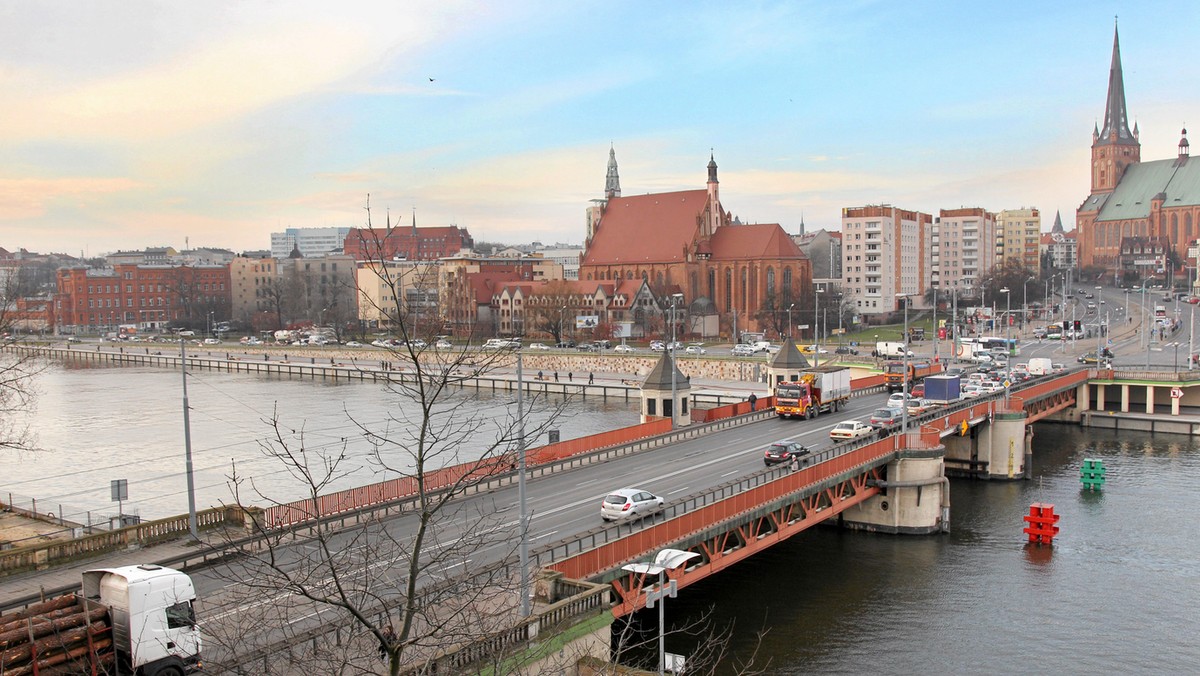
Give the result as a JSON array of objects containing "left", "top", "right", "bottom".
[{"left": 610, "top": 467, "right": 884, "bottom": 617}]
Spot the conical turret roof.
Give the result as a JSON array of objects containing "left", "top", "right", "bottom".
[
  {"left": 642, "top": 351, "right": 689, "bottom": 390},
  {"left": 769, "top": 336, "right": 810, "bottom": 369}
]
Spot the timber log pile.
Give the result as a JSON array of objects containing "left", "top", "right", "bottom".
[{"left": 0, "top": 594, "right": 115, "bottom": 676}]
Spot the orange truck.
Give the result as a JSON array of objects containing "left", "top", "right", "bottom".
[
  {"left": 773, "top": 366, "right": 852, "bottom": 419},
  {"left": 884, "top": 361, "right": 941, "bottom": 392}
]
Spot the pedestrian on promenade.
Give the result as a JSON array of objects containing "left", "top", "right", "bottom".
[
  {"left": 568, "top": 372, "right": 573, "bottom": 382},
  {"left": 588, "top": 372, "right": 594, "bottom": 384},
  {"left": 554, "top": 371, "right": 559, "bottom": 382},
  {"left": 749, "top": 393, "right": 758, "bottom": 411}
]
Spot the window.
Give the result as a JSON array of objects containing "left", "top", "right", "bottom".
[{"left": 165, "top": 601, "right": 195, "bottom": 629}]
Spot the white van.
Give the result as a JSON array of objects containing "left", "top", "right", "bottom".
[
  {"left": 1027, "top": 357, "right": 1054, "bottom": 376},
  {"left": 874, "top": 342, "right": 912, "bottom": 358}
]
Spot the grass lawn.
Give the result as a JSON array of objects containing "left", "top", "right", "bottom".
[{"left": 831, "top": 314, "right": 944, "bottom": 346}]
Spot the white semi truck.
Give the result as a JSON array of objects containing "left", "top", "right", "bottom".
[{"left": 0, "top": 564, "right": 202, "bottom": 675}]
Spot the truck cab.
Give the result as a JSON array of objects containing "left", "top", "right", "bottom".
[{"left": 83, "top": 564, "right": 202, "bottom": 674}]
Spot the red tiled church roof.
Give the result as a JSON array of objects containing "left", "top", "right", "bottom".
[
  {"left": 711, "top": 223, "right": 805, "bottom": 260},
  {"left": 582, "top": 190, "right": 708, "bottom": 265}
]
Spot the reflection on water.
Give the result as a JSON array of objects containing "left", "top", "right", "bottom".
[
  {"left": 661, "top": 424, "right": 1200, "bottom": 674},
  {"left": 6, "top": 363, "right": 639, "bottom": 520}
]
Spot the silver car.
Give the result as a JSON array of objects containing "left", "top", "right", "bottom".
[{"left": 601, "top": 488, "right": 664, "bottom": 522}]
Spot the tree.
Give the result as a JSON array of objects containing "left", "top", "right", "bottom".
[
  {"left": 208, "top": 198, "right": 570, "bottom": 675},
  {"left": 0, "top": 271, "right": 45, "bottom": 453}
]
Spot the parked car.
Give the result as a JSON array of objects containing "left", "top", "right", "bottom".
[
  {"left": 576, "top": 342, "right": 598, "bottom": 352},
  {"left": 408, "top": 339, "right": 427, "bottom": 349},
  {"left": 555, "top": 340, "right": 577, "bottom": 349},
  {"left": 435, "top": 339, "right": 453, "bottom": 349},
  {"left": 684, "top": 344, "right": 706, "bottom": 355},
  {"left": 763, "top": 440, "right": 811, "bottom": 467},
  {"left": 344, "top": 340, "right": 363, "bottom": 348},
  {"left": 600, "top": 488, "right": 664, "bottom": 522},
  {"left": 869, "top": 407, "right": 904, "bottom": 427},
  {"left": 527, "top": 342, "right": 551, "bottom": 350},
  {"left": 614, "top": 344, "right": 637, "bottom": 353},
  {"left": 203, "top": 338, "right": 221, "bottom": 345},
  {"left": 731, "top": 344, "right": 755, "bottom": 357},
  {"left": 830, "top": 421, "right": 875, "bottom": 441},
  {"left": 834, "top": 346, "right": 859, "bottom": 355}
]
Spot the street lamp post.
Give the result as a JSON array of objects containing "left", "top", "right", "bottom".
[
  {"left": 897, "top": 293, "right": 911, "bottom": 446},
  {"left": 1096, "top": 285, "right": 1104, "bottom": 362},
  {"left": 814, "top": 288, "right": 825, "bottom": 367},
  {"left": 670, "top": 293, "right": 683, "bottom": 429},
  {"left": 1000, "top": 287, "right": 1011, "bottom": 405},
  {"left": 787, "top": 303, "right": 795, "bottom": 340},
  {"left": 621, "top": 549, "right": 701, "bottom": 676},
  {"left": 559, "top": 306, "right": 566, "bottom": 345},
  {"left": 1190, "top": 303, "right": 1196, "bottom": 370},
  {"left": 515, "top": 348, "right": 530, "bottom": 616},
  {"left": 1022, "top": 276, "right": 1035, "bottom": 336}
]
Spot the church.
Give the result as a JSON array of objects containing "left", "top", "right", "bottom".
[
  {"left": 1077, "top": 24, "right": 1199, "bottom": 280},
  {"left": 578, "top": 148, "right": 811, "bottom": 338}
]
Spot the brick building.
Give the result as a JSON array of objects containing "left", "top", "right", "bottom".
[
  {"left": 54, "top": 264, "right": 231, "bottom": 333},
  {"left": 343, "top": 216, "right": 473, "bottom": 262}
]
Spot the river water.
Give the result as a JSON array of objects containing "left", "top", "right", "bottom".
[
  {"left": 662, "top": 424, "right": 1200, "bottom": 674},
  {"left": 7, "top": 362, "right": 640, "bottom": 522}
]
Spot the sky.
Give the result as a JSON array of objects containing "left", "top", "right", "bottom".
[{"left": 2, "top": 1, "right": 1198, "bottom": 256}]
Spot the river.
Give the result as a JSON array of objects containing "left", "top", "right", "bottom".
[
  {"left": 6, "top": 362, "right": 640, "bottom": 522},
  {"left": 660, "top": 424, "right": 1200, "bottom": 674}
]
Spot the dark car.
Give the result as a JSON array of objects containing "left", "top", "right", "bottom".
[
  {"left": 763, "top": 440, "right": 811, "bottom": 467},
  {"left": 576, "top": 342, "right": 597, "bottom": 352},
  {"left": 555, "top": 340, "right": 576, "bottom": 348},
  {"left": 834, "top": 346, "right": 858, "bottom": 355}
]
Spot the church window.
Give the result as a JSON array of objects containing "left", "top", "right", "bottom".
[
  {"left": 741, "top": 268, "right": 748, "bottom": 310},
  {"left": 724, "top": 268, "right": 732, "bottom": 308},
  {"left": 766, "top": 268, "right": 775, "bottom": 295},
  {"left": 783, "top": 268, "right": 793, "bottom": 296},
  {"left": 1171, "top": 214, "right": 1179, "bottom": 244},
  {"left": 1186, "top": 213, "right": 1194, "bottom": 240},
  {"left": 708, "top": 270, "right": 716, "bottom": 300},
  {"left": 656, "top": 272, "right": 664, "bottom": 287}
]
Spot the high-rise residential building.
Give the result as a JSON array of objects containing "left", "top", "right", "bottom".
[
  {"left": 1077, "top": 24, "right": 1200, "bottom": 275},
  {"left": 270, "top": 227, "right": 352, "bottom": 258},
  {"left": 997, "top": 208, "right": 1042, "bottom": 270},
  {"left": 840, "top": 205, "right": 932, "bottom": 315},
  {"left": 934, "top": 208, "right": 996, "bottom": 297}
]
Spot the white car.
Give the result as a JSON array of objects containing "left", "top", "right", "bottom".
[
  {"left": 980, "top": 381, "right": 1004, "bottom": 394},
  {"left": 600, "top": 488, "right": 664, "bottom": 522},
  {"left": 614, "top": 344, "right": 636, "bottom": 353},
  {"left": 731, "top": 344, "right": 755, "bottom": 357},
  {"left": 962, "top": 384, "right": 985, "bottom": 398},
  {"left": 887, "top": 392, "right": 920, "bottom": 409},
  {"left": 829, "top": 421, "right": 874, "bottom": 441},
  {"left": 527, "top": 342, "right": 551, "bottom": 351},
  {"left": 203, "top": 338, "right": 221, "bottom": 345},
  {"left": 435, "top": 339, "right": 453, "bottom": 349},
  {"left": 649, "top": 340, "right": 666, "bottom": 351},
  {"left": 344, "top": 341, "right": 363, "bottom": 348},
  {"left": 684, "top": 345, "right": 706, "bottom": 355}
]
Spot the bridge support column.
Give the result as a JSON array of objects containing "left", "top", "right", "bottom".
[
  {"left": 1096, "top": 384, "right": 1106, "bottom": 411},
  {"left": 985, "top": 411, "right": 1029, "bottom": 480},
  {"left": 1172, "top": 391, "right": 1181, "bottom": 416},
  {"left": 1146, "top": 385, "right": 1155, "bottom": 414},
  {"left": 1077, "top": 383, "right": 1090, "bottom": 412},
  {"left": 1121, "top": 384, "right": 1130, "bottom": 413},
  {"left": 843, "top": 447, "right": 949, "bottom": 535}
]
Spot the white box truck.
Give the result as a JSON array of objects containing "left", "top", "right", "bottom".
[{"left": 0, "top": 564, "right": 202, "bottom": 675}]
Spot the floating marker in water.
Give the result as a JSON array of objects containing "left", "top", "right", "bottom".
[
  {"left": 1023, "top": 503, "right": 1060, "bottom": 545},
  {"left": 1080, "top": 458, "right": 1106, "bottom": 491}
]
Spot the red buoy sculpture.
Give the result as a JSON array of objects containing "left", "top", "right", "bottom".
[{"left": 1023, "top": 503, "right": 1060, "bottom": 545}]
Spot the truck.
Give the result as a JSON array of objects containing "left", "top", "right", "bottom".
[
  {"left": 884, "top": 360, "right": 941, "bottom": 392},
  {"left": 0, "top": 564, "right": 202, "bottom": 675},
  {"left": 873, "top": 342, "right": 911, "bottom": 358},
  {"left": 1027, "top": 357, "right": 1054, "bottom": 376},
  {"left": 773, "top": 365, "right": 852, "bottom": 419},
  {"left": 922, "top": 374, "right": 962, "bottom": 404}
]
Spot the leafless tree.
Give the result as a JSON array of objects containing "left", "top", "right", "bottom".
[
  {"left": 0, "top": 271, "right": 45, "bottom": 453},
  {"left": 206, "top": 197, "right": 572, "bottom": 675}
]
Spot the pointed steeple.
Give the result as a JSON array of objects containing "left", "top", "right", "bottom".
[
  {"left": 604, "top": 144, "right": 621, "bottom": 199},
  {"left": 1098, "top": 21, "right": 1136, "bottom": 146},
  {"left": 707, "top": 151, "right": 718, "bottom": 185},
  {"left": 1051, "top": 210, "right": 1065, "bottom": 235},
  {"left": 411, "top": 207, "right": 417, "bottom": 235}
]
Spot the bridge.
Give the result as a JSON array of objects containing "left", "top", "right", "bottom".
[{"left": 535, "top": 368, "right": 1092, "bottom": 617}]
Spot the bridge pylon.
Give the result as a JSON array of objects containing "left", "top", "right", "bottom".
[{"left": 844, "top": 438, "right": 949, "bottom": 534}]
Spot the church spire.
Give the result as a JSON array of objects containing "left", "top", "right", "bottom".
[
  {"left": 1051, "top": 210, "right": 1064, "bottom": 235},
  {"left": 604, "top": 144, "right": 621, "bottom": 199},
  {"left": 1098, "top": 21, "right": 1136, "bottom": 145}
]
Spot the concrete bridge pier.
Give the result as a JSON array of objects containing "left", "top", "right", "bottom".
[
  {"left": 977, "top": 410, "right": 1029, "bottom": 480},
  {"left": 843, "top": 447, "right": 949, "bottom": 535}
]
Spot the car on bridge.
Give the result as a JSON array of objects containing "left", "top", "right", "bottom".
[
  {"left": 762, "top": 440, "right": 811, "bottom": 467},
  {"left": 906, "top": 398, "right": 936, "bottom": 415},
  {"left": 868, "top": 407, "right": 903, "bottom": 427},
  {"left": 601, "top": 488, "right": 664, "bottom": 522},
  {"left": 829, "top": 421, "right": 874, "bottom": 441},
  {"left": 962, "top": 384, "right": 985, "bottom": 398}
]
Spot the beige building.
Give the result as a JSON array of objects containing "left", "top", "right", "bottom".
[
  {"left": 996, "top": 208, "right": 1041, "bottom": 270},
  {"left": 933, "top": 208, "right": 996, "bottom": 297},
  {"left": 438, "top": 253, "right": 564, "bottom": 335},
  {"left": 356, "top": 260, "right": 440, "bottom": 330},
  {"left": 840, "top": 205, "right": 932, "bottom": 316},
  {"left": 229, "top": 256, "right": 278, "bottom": 323}
]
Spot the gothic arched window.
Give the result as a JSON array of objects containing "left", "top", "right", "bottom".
[
  {"left": 766, "top": 267, "right": 776, "bottom": 295},
  {"left": 724, "top": 268, "right": 732, "bottom": 308}
]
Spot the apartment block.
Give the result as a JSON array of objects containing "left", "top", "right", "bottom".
[
  {"left": 933, "top": 208, "right": 996, "bottom": 296},
  {"left": 840, "top": 206, "right": 932, "bottom": 315},
  {"left": 996, "top": 208, "right": 1041, "bottom": 270},
  {"left": 270, "top": 227, "right": 352, "bottom": 258}
]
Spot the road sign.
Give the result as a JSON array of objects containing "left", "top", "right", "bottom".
[
  {"left": 1171, "top": 387, "right": 1184, "bottom": 399},
  {"left": 832, "top": 328, "right": 846, "bottom": 335},
  {"left": 797, "top": 324, "right": 810, "bottom": 330},
  {"left": 1003, "top": 380, "right": 1012, "bottom": 388},
  {"left": 959, "top": 420, "right": 969, "bottom": 436}
]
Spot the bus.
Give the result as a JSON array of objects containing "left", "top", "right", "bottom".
[
  {"left": 1045, "top": 323, "right": 1063, "bottom": 340},
  {"left": 977, "top": 336, "right": 1019, "bottom": 357}
]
